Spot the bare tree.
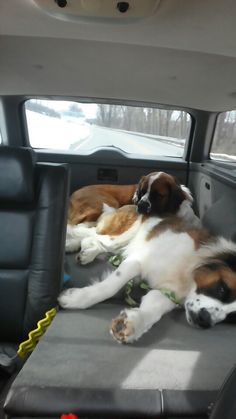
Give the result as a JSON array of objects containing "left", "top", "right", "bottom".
[{"left": 95, "top": 104, "right": 190, "bottom": 140}]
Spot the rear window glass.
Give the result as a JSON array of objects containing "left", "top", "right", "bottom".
[
  {"left": 24, "top": 99, "right": 191, "bottom": 158},
  {"left": 210, "top": 110, "right": 236, "bottom": 162}
]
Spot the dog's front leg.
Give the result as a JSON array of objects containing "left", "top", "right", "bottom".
[
  {"left": 111, "top": 290, "right": 176, "bottom": 343},
  {"left": 58, "top": 259, "right": 141, "bottom": 309}
]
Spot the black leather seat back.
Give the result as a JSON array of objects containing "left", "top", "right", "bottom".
[{"left": 0, "top": 147, "right": 69, "bottom": 342}]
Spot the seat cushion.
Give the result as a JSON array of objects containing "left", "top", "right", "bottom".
[{"left": 4, "top": 306, "right": 236, "bottom": 417}]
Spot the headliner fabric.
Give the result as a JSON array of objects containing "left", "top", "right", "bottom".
[
  {"left": 1, "top": 36, "right": 236, "bottom": 112},
  {"left": 9, "top": 305, "right": 236, "bottom": 392}
]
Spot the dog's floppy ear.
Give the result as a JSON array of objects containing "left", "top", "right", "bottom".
[
  {"left": 165, "top": 182, "right": 186, "bottom": 213},
  {"left": 133, "top": 176, "right": 145, "bottom": 204},
  {"left": 180, "top": 184, "right": 193, "bottom": 203}
]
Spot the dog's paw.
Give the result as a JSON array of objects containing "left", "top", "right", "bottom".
[
  {"left": 76, "top": 248, "right": 97, "bottom": 265},
  {"left": 110, "top": 309, "right": 143, "bottom": 343},
  {"left": 58, "top": 287, "right": 94, "bottom": 309},
  {"left": 76, "top": 237, "right": 104, "bottom": 264},
  {"left": 65, "top": 238, "right": 81, "bottom": 253}
]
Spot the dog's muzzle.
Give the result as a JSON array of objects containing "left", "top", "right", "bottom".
[
  {"left": 186, "top": 307, "right": 212, "bottom": 329},
  {"left": 137, "top": 199, "right": 151, "bottom": 214}
]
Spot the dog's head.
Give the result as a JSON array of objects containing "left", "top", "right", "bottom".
[
  {"left": 133, "top": 171, "right": 192, "bottom": 216},
  {"left": 185, "top": 239, "right": 236, "bottom": 328}
]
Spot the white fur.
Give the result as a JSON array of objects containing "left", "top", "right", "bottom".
[
  {"left": 61, "top": 192, "right": 235, "bottom": 343},
  {"left": 138, "top": 172, "right": 163, "bottom": 210},
  {"left": 59, "top": 204, "right": 201, "bottom": 342},
  {"left": 177, "top": 199, "right": 201, "bottom": 228},
  {"left": 185, "top": 288, "right": 228, "bottom": 325},
  {"left": 181, "top": 184, "right": 193, "bottom": 203},
  {"left": 185, "top": 237, "right": 236, "bottom": 326},
  {"left": 71, "top": 199, "right": 200, "bottom": 265},
  {"left": 66, "top": 182, "right": 198, "bottom": 256},
  {"left": 102, "top": 203, "right": 116, "bottom": 214},
  {"left": 110, "top": 290, "right": 176, "bottom": 343},
  {"left": 185, "top": 286, "right": 236, "bottom": 326},
  {"left": 66, "top": 223, "right": 96, "bottom": 253},
  {"left": 77, "top": 217, "right": 142, "bottom": 264},
  {"left": 197, "top": 236, "right": 236, "bottom": 259}
]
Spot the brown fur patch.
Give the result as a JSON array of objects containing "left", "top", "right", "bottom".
[
  {"left": 135, "top": 172, "right": 188, "bottom": 216},
  {"left": 145, "top": 173, "right": 186, "bottom": 215},
  {"left": 146, "top": 216, "right": 210, "bottom": 249},
  {"left": 195, "top": 265, "right": 236, "bottom": 292},
  {"left": 68, "top": 184, "right": 137, "bottom": 225},
  {"left": 187, "top": 229, "right": 211, "bottom": 249},
  {"left": 151, "top": 172, "right": 176, "bottom": 196},
  {"left": 139, "top": 172, "right": 172, "bottom": 198},
  {"left": 96, "top": 205, "right": 138, "bottom": 236}
]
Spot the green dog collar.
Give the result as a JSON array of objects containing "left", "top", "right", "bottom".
[
  {"left": 158, "top": 288, "right": 181, "bottom": 306},
  {"left": 109, "top": 255, "right": 181, "bottom": 307},
  {"left": 125, "top": 280, "right": 181, "bottom": 307}
]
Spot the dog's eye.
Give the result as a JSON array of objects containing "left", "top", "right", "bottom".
[
  {"left": 219, "top": 285, "right": 226, "bottom": 296},
  {"left": 197, "top": 279, "right": 231, "bottom": 303},
  {"left": 150, "top": 190, "right": 159, "bottom": 197},
  {"left": 139, "top": 188, "right": 146, "bottom": 197},
  {"left": 151, "top": 190, "right": 165, "bottom": 199},
  {"left": 216, "top": 280, "right": 230, "bottom": 299}
]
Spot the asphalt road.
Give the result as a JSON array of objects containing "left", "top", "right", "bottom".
[{"left": 74, "top": 125, "right": 184, "bottom": 157}]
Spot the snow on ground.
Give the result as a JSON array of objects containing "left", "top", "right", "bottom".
[{"left": 26, "top": 110, "right": 91, "bottom": 150}]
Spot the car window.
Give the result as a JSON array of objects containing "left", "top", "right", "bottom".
[
  {"left": 24, "top": 99, "right": 191, "bottom": 158},
  {"left": 210, "top": 110, "right": 236, "bottom": 162}
]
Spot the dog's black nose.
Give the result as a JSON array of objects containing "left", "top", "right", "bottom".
[
  {"left": 197, "top": 308, "right": 212, "bottom": 329},
  {"left": 137, "top": 200, "right": 151, "bottom": 214}
]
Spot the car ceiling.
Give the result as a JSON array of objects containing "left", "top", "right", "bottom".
[{"left": 1, "top": 0, "right": 236, "bottom": 112}]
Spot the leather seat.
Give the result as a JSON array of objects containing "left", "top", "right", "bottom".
[
  {"left": 0, "top": 146, "right": 69, "bottom": 368},
  {"left": 3, "top": 147, "right": 236, "bottom": 419}
]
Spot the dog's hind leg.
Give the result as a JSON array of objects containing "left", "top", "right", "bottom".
[
  {"left": 58, "top": 259, "right": 141, "bottom": 309},
  {"left": 65, "top": 223, "right": 96, "bottom": 253},
  {"left": 111, "top": 290, "right": 176, "bottom": 343},
  {"left": 76, "top": 236, "right": 108, "bottom": 265}
]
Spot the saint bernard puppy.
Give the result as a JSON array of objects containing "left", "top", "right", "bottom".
[{"left": 59, "top": 172, "right": 236, "bottom": 343}]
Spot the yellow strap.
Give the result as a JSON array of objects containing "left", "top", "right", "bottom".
[{"left": 17, "top": 307, "right": 57, "bottom": 358}]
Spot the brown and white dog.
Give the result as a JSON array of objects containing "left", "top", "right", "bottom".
[
  {"left": 60, "top": 172, "right": 236, "bottom": 343},
  {"left": 68, "top": 184, "right": 137, "bottom": 225},
  {"left": 66, "top": 183, "right": 136, "bottom": 252},
  {"left": 65, "top": 172, "right": 198, "bottom": 254}
]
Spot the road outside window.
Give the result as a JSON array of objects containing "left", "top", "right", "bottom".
[
  {"left": 211, "top": 111, "right": 236, "bottom": 162},
  {"left": 24, "top": 99, "right": 191, "bottom": 158}
]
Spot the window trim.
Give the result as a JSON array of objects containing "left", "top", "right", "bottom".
[
  {"left": 22, "top": 96, "right": 193, "bottom": 160},
  {"left": 209, "top": 109, "right": 236, "bottom": 163}
]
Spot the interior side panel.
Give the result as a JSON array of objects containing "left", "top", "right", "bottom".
[
  {"left": 36, "top": 150, "right": 188, "bottom": 193},
  {"left": 188, "top": 162, "right": 236, "bottom": 240}
]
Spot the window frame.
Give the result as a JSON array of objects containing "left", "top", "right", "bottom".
[
  {"left": 22, "top": 97, "right": 193, "bottom": 161},
  {"left": 209, "top": 110, "right": 236, "bottom": 164}
]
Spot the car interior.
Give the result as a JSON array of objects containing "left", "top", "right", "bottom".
[{"left": 0, "top": 0, "right": 236, "bottom": 418}]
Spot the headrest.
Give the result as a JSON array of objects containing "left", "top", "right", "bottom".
[{"left": 0, "top": 147, "right": 36, "bottom": 203}]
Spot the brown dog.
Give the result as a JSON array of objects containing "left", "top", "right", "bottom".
[{"left": 68, "top": 184, "right": 137, "bottom": 225}]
